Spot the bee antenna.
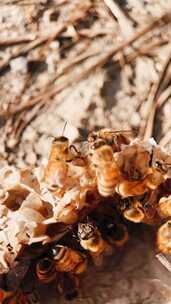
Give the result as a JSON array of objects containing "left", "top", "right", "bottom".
[{"left": 62, "top": 121, "right": 67, "bottom": 136}]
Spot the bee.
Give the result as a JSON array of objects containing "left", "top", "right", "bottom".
[
  {"left": 36, "top": 257, "right": 57, "bottom": 283},
  {"left": 157, "top": 220, "right": 171, "bottom": 254},
  {"left": 44, "top": 136, "right": 75, "bottom": 189},
  {"left": 91, "top": 144, "right": 120, "bottom": 197},
  {"left": 78, "top": 222, "right": 113, "bottom": 266},
  {"left": 50, "top": 244, "right": 87, "bottom": 275},
  {"left": 88, "top": 129, "right": 131, "bottom": 152}
]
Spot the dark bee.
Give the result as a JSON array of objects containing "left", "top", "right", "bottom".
[
  {"left": 88, "top": 129, "right": 131, "bottom": 152},
  {"left": 78, "top": 222, "right": 112, "bottom": 265},
  {"left": 50, "top": 245, "right": 87, "bottom": 275}
]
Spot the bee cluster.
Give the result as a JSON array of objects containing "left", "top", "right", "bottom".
[{"left": 0, "top": 129, "right": 171, "bottom": 303}]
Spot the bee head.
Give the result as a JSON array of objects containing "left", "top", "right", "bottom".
[{"left": 78, "top": 223, "right": 96, "bottom": 240}]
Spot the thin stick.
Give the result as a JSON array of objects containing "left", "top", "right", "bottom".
[
  {"left": 103, "top": 0, "right": 134, "bottom": 37},
  {"left": 142, "top": 49, "right": 171, "bottom": 140},
  {"left": 0, "top": 35, "right": 37, "bottom": 46},
  {"left": 157, "top": 86, "right": 171, "bottom": 108}
]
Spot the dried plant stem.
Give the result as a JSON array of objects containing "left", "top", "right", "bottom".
[
  {"left": 103, "top": 0, "right": 134, "bottom": 37},
  {"left": 142, "top": 49, "right": 171, "bottom": 140}
]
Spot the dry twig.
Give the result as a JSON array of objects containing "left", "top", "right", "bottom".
[{"left": 142, "top": 49, "right": 171, "bottom": 140}]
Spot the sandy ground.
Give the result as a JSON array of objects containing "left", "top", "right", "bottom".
[{"left": 0, "top": 0, "right": 171, "bottom": 303}]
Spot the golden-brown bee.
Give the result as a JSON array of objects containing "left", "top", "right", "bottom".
[
  {"left": 78, "top": 222, "right": 113, "bottom": 266},
  {"left": 91, "top": 144, "right": 120, "bottom": 197},
  {"left": 44, "top": 136, "right": 74, "bottom": 188},
  {"left": 88, "top": 129, "right": 131, "bottom": 152},
  {"left": 50, "top": 244, "right": 87, "bottom": 275},
  {"left": 36, "top": 257, "right": 57, "bottom": 283},
  {"left": 157, "top": 220, "right": 171, "bottom": 254}
]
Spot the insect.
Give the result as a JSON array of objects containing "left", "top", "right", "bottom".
[
  {"left": 44, "top": 136, "right": 72, "bottom": 189},
  {"left": 50, "top": 244, "right": 87, "bottom": 275},
  {"left": 78, "top": 222, "right": 113, "bottom": 266},
  {"left": 88, "top": 129, "right": 131, "bottom": 152},
  {"left": 36, "top": 257, "right": 57, "bottom": 283},
  {"left": 91, "top": 144, "right": 120, "bottom": 197}
]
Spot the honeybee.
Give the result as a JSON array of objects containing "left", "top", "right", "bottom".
[
  {"left": 36, "top": 257, "right": 57, "bottom": 283},
  {"left": 78, "top": 222, "right": 113, "bottom": 266},
  {"left": 50, "top": 244, "right": 87, "bottom": 275},
  {"left": 157, "top": 220, "right": 171, "bottom": 254},
  {"left": 44, "top": 136, "right": 74, "bottom": 189},
  {"left": 88, "top": 129, "right": 131, "bottom": 152},
  {"left": 91, "top": 144, "right": 120, "bottom": 197}
]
